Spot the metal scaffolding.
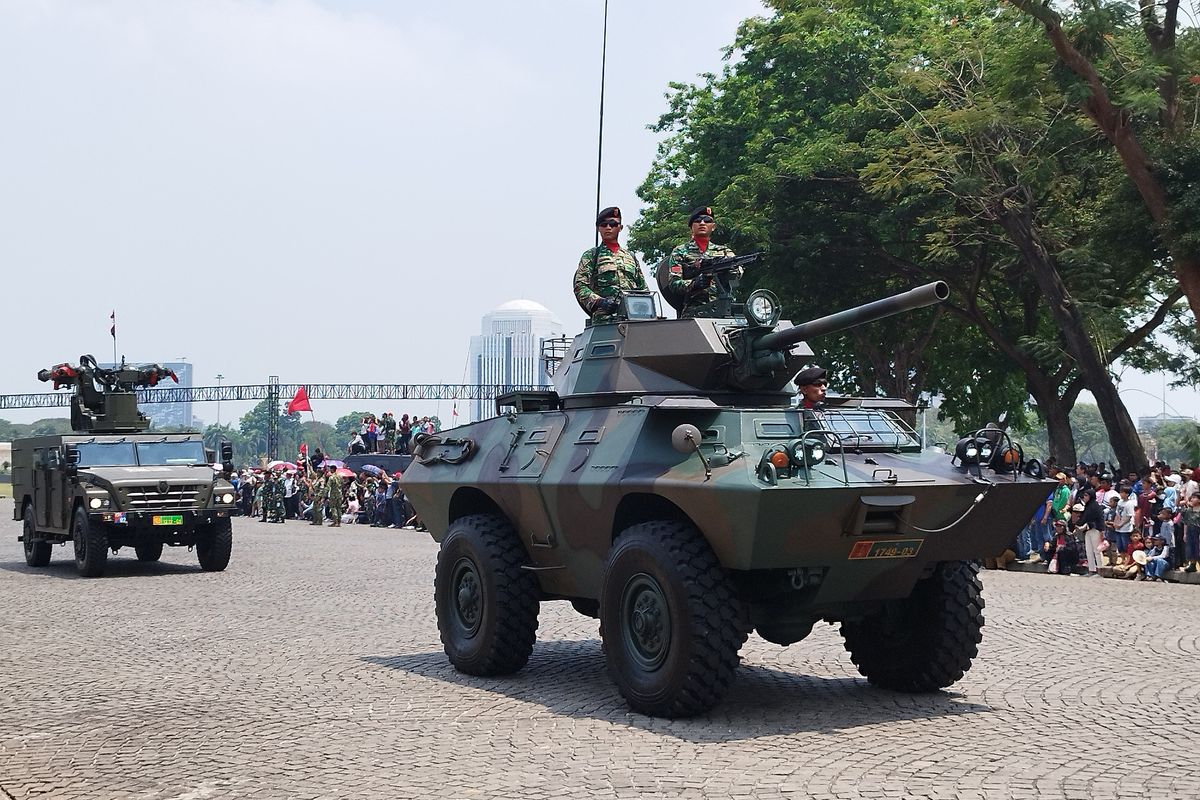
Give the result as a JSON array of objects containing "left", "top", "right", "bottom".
[{"left": 0, "top": 382, "right": 541, "bottom": 411}]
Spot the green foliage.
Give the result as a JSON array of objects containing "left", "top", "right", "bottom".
[
  {"left": 1070, "top": 404, "right": 1117, "bottom": 464},
  {"left": 1152, "top": 420, "right": 1200, "bottom": 464},
  {"left": 0, "top": 417, "right": 73, "bottom": 439}
]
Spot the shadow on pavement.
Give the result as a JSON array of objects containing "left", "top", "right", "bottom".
[
  {"left": 0, "top": 555, "right": 199, "bottom": 580},
  {"left": 363, "top": 639, "right": 989, "bottom": 742}
]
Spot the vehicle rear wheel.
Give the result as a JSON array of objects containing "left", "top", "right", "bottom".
[
  {"left": 600, "top": 520, "right": 747, "bottom": 718},
  {"left": 840, "top": 560, "right": 984, "bottom": 692},
  {"left": 196, "top": 518, "right": 233, "bottom": 572},
  {"left": 135, "top": 541, "right": 164, "bottom": 562},
  {"left": 73, "top": 506, "right": 108, "bottom": 578},
  {"left": 434, "top": 513, "right": 539, "bottom": 675},
  {"left": 23, "top": 505, "right": 51, "bottom": 568}
]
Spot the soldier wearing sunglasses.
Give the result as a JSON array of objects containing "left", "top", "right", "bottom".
[
  {"left": 573, "top": 206, "right": 647, "bottom": 324},
  {"left": 664, "top": 206, "right": 739, "bottom": 318}
]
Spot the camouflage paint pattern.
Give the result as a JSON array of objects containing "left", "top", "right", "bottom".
[
  {"left": 404, "top": 285, "right": 1049, "bottom": 628},
  {"left": 572, "top": 245, "right": 646, "bottom": 323},
  {"left": 665, "top": 239, "right": 737, "bottom": 318}
]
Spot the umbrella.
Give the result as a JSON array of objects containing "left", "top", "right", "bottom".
[
  {"left": 360, "top": 464, "right": 384, "bottom": 476},
  {"left": 268, "top": 460, "right": 298, "bottom": 472},
  {"left": 323, "top": 459, "right": 346, "bottom": 469},
  {"left": 392, "top": 471, "right": 404, "bottom": 478},
  {"left": 335, "top": 467, "right": 355, "bottom": 478}
]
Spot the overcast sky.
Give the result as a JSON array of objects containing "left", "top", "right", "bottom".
[{"left": 1, "top": 0, "right": 1194, "bottom": 429}]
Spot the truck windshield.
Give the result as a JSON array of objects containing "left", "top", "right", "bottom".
[
  {"left": 135, "top": 441, "right": 208, "bottom": 466},
  {"left": 74, "top": 442, "right": 138, "bottom": 467}
]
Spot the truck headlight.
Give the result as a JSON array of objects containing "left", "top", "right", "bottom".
[
  {"left": 220, "top": 492, "right": 234, "bottom": 504},
  {"left": 89, "top": 497, "right": 103, "bottom": 509}
]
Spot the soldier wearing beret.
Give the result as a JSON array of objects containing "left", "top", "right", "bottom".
[
  {"left": 665, "top": 206, "right": 738, "bottom": 318},
  {"left": 795, "top": 366, "right": 828, "bottom": 410},
  {"left": 573, "top": 206, "right": 647, "bottom": 324}
]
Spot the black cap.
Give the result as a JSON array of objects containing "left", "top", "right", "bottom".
[
  {"left": 795, "top": 366, "right": 827, "bottom": 386},
  {"left": 596, "top": 206, "right": 621, "bottom": 225},
  {"left": 688, "top": 206, "right": 714, "bottom": 225}
]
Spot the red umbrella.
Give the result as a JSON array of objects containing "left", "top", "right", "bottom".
[
  {"left": 268, "top": 460, "right": 298, "bottom": 471},
  {"left": 335, "top": 467, "right": 355, "bottom": 478}
]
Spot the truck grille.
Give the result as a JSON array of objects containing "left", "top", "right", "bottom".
[{"left": 125, "top": 484, "right": 203, "bottom": 510}]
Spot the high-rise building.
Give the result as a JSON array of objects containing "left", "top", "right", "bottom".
[{"left": 467, "top": 300, "right": 564, "bottom": 422}]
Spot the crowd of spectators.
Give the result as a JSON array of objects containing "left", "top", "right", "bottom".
[
  {"left": 1016, "top": 461, "right": 1200, "bottom": 581},
  {"left": 346, "top": 412, "right": 435, "bottom": 455}
]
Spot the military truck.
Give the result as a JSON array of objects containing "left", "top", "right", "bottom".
[
  {"left": 402, "top": 281, "right": 1051, "bottom": 718},
  {"left": 13, "top": 356, "right": 237, "bottom": 577}
]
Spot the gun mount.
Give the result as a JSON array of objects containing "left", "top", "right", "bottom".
[
  {"left": 38, "top": 354, "right": 179, "bottom": 433},
  {"left": 551, "top": 281, "right": 949, "bottom": 408}
]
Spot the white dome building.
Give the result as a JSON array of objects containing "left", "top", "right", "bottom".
[{"left": 466, "top": 299, "right": 565, "bottom": 422}]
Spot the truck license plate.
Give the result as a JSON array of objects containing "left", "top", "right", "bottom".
[{"left": 152, "top": 515, "right": 183, "bottom": 526}]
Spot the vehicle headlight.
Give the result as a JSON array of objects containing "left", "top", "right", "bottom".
[
  {"left": 744, "top": 289, "right": 781, "bottom": 327},
  {"left": 89, "top": 497, "right": 103, "bottom": 509},
  {"left": 220, "top": 493, "right": 234, "bottom": 504},
  {"left": 791, "top": 440, "right": 824, "bottom": 467}
]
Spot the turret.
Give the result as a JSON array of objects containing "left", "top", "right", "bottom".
[
  {"left": 38, "top": 354, "right": 179, "bottom": 433},
  {"left": 550, "top": 282, "right": 948, "bottom": 408}
]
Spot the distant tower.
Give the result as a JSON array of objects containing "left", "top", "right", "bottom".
[{"left": 467, "top": 300, "right": 564, "bottom": 422}]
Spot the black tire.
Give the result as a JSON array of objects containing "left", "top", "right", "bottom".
[
  {"left": 72, "top": 506, "right": 108, "bottom": 578},
  {"left": 434, "top": 513, "right": 539, "bottom": 676},
  {"left": 599, "top": 520, "right": 748, "bottom": 718},
  {"left": 135, "top": 541, "right": 164, "bottom": 562},
  {"left": 23, "top": 504, "right": 52, "bottom": 568},
  {"left": 197, "top": 518, "right": 233, "bottom": 572},
  {"left": 840, "top": 560, "right": 984, "bottom": 692}
]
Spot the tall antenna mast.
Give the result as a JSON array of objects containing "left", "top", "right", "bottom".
[{"left": 594, "top": 0, "right": 610, "bottom": 248}]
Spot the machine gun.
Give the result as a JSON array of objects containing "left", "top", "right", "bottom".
[
  {"left": 38, "top": 354, "right": 179, "bottom": 433},
  {"left": 656, "top": 252, "right": 763, "bottom": 317}
]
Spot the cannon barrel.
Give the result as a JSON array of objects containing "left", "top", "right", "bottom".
[{"left": 755, "top": 281, "right": 949, "bottom": 352}]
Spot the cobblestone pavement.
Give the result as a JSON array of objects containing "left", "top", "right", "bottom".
[{"left": 2, "top": 500, "right": 1199, "bottom": 800}]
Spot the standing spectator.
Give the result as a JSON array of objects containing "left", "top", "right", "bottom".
[
  {"left": 381, "top": 412, "right": 397, "bottom": 455},
  {"left": 1074, "top": 490, "right": 1105, "bottom": 577},
  {"left": 1180, "top": 493, "right": 1200, "bottom": 573},
  {"left": 1112, "top": 485, "right": 1137, "bottom": 556},
  {"left": 398, "top": 414, "right": 412, "bottom": 454},
  {"left": 1180, "top": 468, "right": 1198, "bottom": 502},
  {"left": 365, "top": 415, "right": 379, "bottom": 453}
]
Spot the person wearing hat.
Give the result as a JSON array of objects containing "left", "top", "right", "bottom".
[
  {"left": 795, "top": 366, "right": 828, "bottom": 410},
  {"left": 1044, "top": 515, "right": 1079, "bottom": 575},
  {"left": 664, "top": 206, "right": 739, "bottom": 319},
  {"left": 1141, "top": 525, "right": 1172, "bottom": 581},
  {"left": 573, "top": 206, "right": 647, "bottom": 324}
]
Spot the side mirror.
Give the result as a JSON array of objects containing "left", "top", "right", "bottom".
[
  {"left": 220, "top": 441, "right": 235, "bottom": 473},
  {"left": 46, "top": 449, "right": 62, "bottom": 469}
]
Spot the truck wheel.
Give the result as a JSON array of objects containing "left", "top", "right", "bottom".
[
  {"left": 434, "top": 513, "right": 539, "bottom": 675},
  {"left": 135, "top": 542, "right": 164, "bottom": 562},
  {"left": 840, "top": 560, "right": 984, "bottom": 692},
  {"left": 197, "top": 518, "right": 233, "bottom": 572},
  {"left": 72, "top": 506, "right": 108, "bottom": 578},
  {"left": 23, "top": 504, "right": 52, "bottom": 568},
  {"left": 599, "top": 520, "right": 748, "bottom": 718}
]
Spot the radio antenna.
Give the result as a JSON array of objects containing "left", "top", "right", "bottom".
[{"left": 594, "top": 0, "right": 609, "bottom": 248}]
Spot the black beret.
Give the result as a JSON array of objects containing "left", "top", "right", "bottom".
[
  {"left": 795, "top": 366, "right": 827, "bottom": 386},
  {"left": 688, "top": 206, "right": 714, "bottom": 225},
  {"left": 596, "top": 206, "right": 621, "bottom": 225}
]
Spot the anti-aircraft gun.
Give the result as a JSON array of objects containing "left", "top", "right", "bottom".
[
  {"left": 403, "top": 280, "right": 1052, "bottom": 719},
  {"left": 38, "top": 354, "right": 179, "bottom": 433},
  {"left": 14, "top": 355, "right": 237, "bottom": 578}
]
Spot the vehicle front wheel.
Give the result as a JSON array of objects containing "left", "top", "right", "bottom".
[
  {"left": 23, "top": 504, "right": 52, "bottom": 568},
  {"left": 73, "top": 506, "right": 108, "bottom": 578},
  {"left": 434, "top": 513, "right": 539, "bottom": 676},
  {"left": 196, "top": 518, "right": 233, "bottom": 572},
  {"left": 840, "top": 560, "right": 984, "bottom": 692},
  {"left": 135, "top": 541, "right": 164, "bottom": 562},
  {"left": 600, "top": 520, "right": 748, "bottom": 718}
]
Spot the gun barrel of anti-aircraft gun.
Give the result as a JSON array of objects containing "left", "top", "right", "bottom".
[{"left": 755, "top": 281, "right": 950, "bottom": 352}]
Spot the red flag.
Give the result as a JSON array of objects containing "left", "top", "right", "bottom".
[
  {"left": 299, "top": 443, "right": 308, "bottom": 456},
  {"left": 109, "top": 310, "right": 116, "bottom": 339},
  {"left": 286, "top": 386, "right": 311, "bottom": 414}
]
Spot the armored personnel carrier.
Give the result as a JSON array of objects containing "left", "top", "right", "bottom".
[
  {"left": 13, "top": 355, "right": 237, "bottom": 577},
  {"left": 403, "top": 282, "right": 1050, "bottom": 717}
]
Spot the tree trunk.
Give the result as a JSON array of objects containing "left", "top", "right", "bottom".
[
  {"left": 995, "top": 192, "right": 1147, "bottom": 473},
  {"left": 1027, "top": 374, "right": 1077, "bottom": 466}
]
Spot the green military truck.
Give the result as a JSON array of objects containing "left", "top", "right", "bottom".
[{"left": 13, "top": 356, "right": 237, "bottom": 577}]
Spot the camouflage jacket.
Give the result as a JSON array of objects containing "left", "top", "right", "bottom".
[
  {"left": 573, "top": 245, "right": 646, "bottom": 323},
  {"left": 326, "top": 478, "right": 343, "bottom": 504},
  {"left": 666, "top": 239, "right": 737, "bottom": 318}
]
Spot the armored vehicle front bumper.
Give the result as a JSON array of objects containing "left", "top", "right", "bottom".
[{"left": 93, "top": 508, "right": 232, "bottom": 528}]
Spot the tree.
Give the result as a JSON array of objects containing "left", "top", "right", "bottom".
[
  {"left": 1008, "top": 0, "right": 1200, "bottom": 324},
  {"left": 1152, "top": 420, "right": 1200, "bottom": 464}
]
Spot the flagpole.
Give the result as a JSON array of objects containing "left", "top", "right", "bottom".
[{"left": 111, "top": 310, "right": 118, "bottom": 366}]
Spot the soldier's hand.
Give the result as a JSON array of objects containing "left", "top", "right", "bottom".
[
  {"left": 688, "top": 274, "right": 713, "bottom": 295},
  {"left": 593, "top": 297, "right": 620, "bottom": 314}
]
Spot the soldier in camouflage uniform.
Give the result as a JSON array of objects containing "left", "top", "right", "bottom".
[
  {"left": 308, "top": 473, "right": 325, "bottom": 526},
  {"left": 665, "top": 206, "right": 739, "bottom": 319},
  {"left": 573, "top": 206, "right": 646, "bottom": 324},
  {"left": 267, "top": 473, "right": 286, "bottom": 523},
  {"left": 381, "top": 412, "right": 397, "bottom": 454},
  {"left": 325, "top": 465, "right": 344, "bottom": 528}
]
